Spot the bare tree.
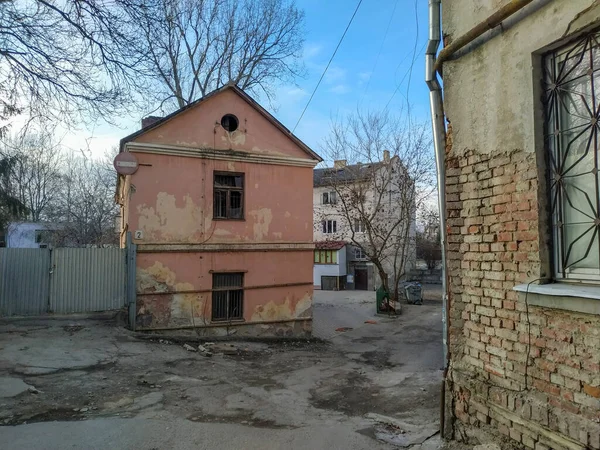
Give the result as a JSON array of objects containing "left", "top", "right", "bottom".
[
  {"left": 0, "top": 128, "right": 64, "bottom": 221},
  {"left": 0, "top": 0, "right": 143, "bottom": 133},
  {"left": 316, "top": 111, "right": 435, "bottom": 303},
  {"left": 0, "top": 155, "right": 28, "bottom": 234},
  {"left": 51, "top": 149, "right": 119, "bottom": 246},
  {"left": 129, "top": 0, "right": 305, "bottom": 110},
  {"left": 416, "top": 205, "right": 441, "bottom": 271}
]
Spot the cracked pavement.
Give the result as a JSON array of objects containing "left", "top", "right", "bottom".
[{"left": 0, "top": 287, "right": 468, "bottom": 449}]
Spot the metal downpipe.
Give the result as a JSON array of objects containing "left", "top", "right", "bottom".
[
  {"left": 426, "top": 0, "right": 450, "bottom": 437},
  {"left": 425, "top": 0, "right": 448, "bottom": 367}
]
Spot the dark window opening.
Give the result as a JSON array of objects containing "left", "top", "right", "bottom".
[
  {"left": 212, "top": 273, "right": 244, "bottom": 321},
  {"left": 322, "top": 220, "right": 337, "bottom": 234},
  {"left": 221, "top": 114, "right": 239, "bottom": 132},
  {"left": 322, "top": 191, "right": 336, "bottom": 204},
  {"left": 214, "top": 173, "right": 244, "bottom": 219}
]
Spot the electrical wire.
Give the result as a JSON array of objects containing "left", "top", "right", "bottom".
[
  {"left": 359, "top": 0, "right": 399, "bottom": 105},
  {"left": 385, "top": 0, "right": 422, "bottom": 112},
  {"left": 292, "top": 0, "right": 363, "bottom": 132}
]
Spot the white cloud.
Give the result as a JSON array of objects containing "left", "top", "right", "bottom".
[
  {"left": 303, "top": 43, "right": 322, "bottom": 60},
  {"left": 329, "top": 84, "right": 349, "bottom": 94},
  {"left": 357, "top": 71, "right": 372, "bottom": 85},
  {"left": 324, "top": 66, "right": 346, "bottom": 85}
]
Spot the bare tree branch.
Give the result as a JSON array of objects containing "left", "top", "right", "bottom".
[
  {"left": 128, "top": 0, "right": 305, "bottom": 111},
  {"left": 315, "top": 110, "right": 435, "bottom": 302}
]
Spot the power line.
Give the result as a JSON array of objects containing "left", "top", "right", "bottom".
[
  {"left": 292, "top": 0, "right": 363, "bottom": 132},
  {"left": 359, "top": 0, "right": 399, "bottom": 105},
  {"left": 385, "top": 0, "right": 422, "bottom": 112},
  {"left": 384, "top": 42, "right": 426, "bottom": 111},
  {"left": 404, "top": 0, "right": 420, "bottom": 116}
]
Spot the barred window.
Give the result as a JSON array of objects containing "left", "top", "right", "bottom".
[
  {"left": 544, "top": 30, "right": 600, "bottom": 281},
  {"left": 214, "top": 173, "right": 244, "bottom": 219},
  {"left": 212, "top": 273, "right": 244, "bottom": 321}
]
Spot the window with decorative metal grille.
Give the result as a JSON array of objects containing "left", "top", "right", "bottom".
[
  {"left": 544, "top": 30, "right": 600, "bottom": 281},
  {"left": 214, "top": 173, "right": 244, "bottom": 219},
  {"left": 212, "top": 273, "right": 244, "bottom": 321}
]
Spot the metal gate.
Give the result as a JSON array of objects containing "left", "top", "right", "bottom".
[{"left": 0, "top": 247, "right": 128, "bottom": 316}]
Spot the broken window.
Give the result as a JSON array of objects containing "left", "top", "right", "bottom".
[
  {"left": 322, "top": 220, "right": 337, "bottom": 234},
  {"left": 214, "top": 173, "right": 244, "bottom": 219},
  {"left": 212, "top": 273, "right": 244, "bottom": 321},
  {"left": 314, "top": 250, "right": 337, "bottom": 264},
  {"left": 544, "top": 30, "right": 600, "bottom": 281}
]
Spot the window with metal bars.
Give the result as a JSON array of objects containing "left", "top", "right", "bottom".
[
  {"left": 212, "top": 273, "right": 244, "bottom": 321},
  {"left": 544, "top": 30, "right": 600, "bottom": 281},
  {"left": 213, "top": 173, "right": 244, "bottom": 219}
]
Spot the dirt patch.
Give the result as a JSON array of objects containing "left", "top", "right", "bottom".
[
  {"left": 361, "top": 351, "right": 395, "bottom": 370},
  {"left": 188, "top": 412, "right": 293, "bottom": 429},
  {"left": 3, "top": 407, "right": 83, "bottom": 426},
  {"left": 310, "top": 371, "right": 381, "bottom": 416}
]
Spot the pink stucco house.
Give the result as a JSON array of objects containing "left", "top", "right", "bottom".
[{"left": 116, "top": 85, "right": 322, "bottom": 336}]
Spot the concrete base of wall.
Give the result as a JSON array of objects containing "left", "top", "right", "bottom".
[{"left": 136, "top": 318, "right": 312, "bottom": 339}]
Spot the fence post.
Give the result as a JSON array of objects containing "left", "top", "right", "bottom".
[{"left": 126, "top": 231, "right": 137, "bottom": 330}]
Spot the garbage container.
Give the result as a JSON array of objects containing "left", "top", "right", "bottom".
[{"left": 403, "top": 282, "right": 423, "bottom": 305}]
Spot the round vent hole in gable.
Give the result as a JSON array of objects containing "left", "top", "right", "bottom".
[{"left": 221, "top": 114, "right": 239, "bottom": 132}]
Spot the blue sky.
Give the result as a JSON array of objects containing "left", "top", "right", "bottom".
[
  {"left": 61, "top": 0, "right": 430, "bottom": 158},
  {"left": 277, "top": 0, "right": 430, "bottom": 151}
]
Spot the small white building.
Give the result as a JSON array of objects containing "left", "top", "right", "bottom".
[
  {"left": 313, "top": 241, "right": 347, "bottom": 290},
  {"left": 5, "top": 222, "right": 63, "bottom": 248}
]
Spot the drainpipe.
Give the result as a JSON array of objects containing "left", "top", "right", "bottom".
[
  {"left": 426, "top": 0, "right": 542, "bottom": 438},
  {"left": 425, "top": 1, "right": 451, "bottom": 435},
  {"left": 425, "top": 0, "right": 448, "bottom": 367}
]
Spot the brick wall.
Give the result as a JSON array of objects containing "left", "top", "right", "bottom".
[{"left": 445, "top": 148, "right": 600, "bottom": 449}]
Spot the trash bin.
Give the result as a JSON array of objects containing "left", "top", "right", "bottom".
[
  {"left": 403, "top": 282, "right": 423, "bottom": 305},
  {"left": 376, "top": 285, "right": 397, "bottom": 315}
]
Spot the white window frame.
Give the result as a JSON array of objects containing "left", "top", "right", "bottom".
[{"left": 322, "top": 220, "right": 337, "bottom": 234}]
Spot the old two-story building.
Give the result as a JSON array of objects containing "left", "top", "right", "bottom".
[
  {"left": 313, "top": 154, "right": 416, "bottom": 292},
  {"left": 428, "top": 1, "right": 600, "bottom": 449},
  {"left": 116, "top": 84, "right": 321, "bottom": 336}
]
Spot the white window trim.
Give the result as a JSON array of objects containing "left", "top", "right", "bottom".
[{"left": 513, "top": 283, "right": 600, "bottom": 315}]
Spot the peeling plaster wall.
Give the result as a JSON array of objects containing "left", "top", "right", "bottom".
[
  {"left": 135, "top": 251, "right": 313, "bottom": 329},
  {"left": 128, "top": 153, "right": 313, "bottom": 244},
  {"left": 443, "top": 1, "right": 600, "bottom": 448},
  {"left": 134, "top": 89, "right": 309, "bottom": 159},
  {"left": 124, "top": 88, "right": 317, "bottom": 335}
]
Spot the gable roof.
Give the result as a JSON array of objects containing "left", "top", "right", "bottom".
[
  {"left": 120, "top": 84, "right": 322, "bottom": 162},
  {"left": 313, "top": 161, "right": 384, "bottom": 187}
]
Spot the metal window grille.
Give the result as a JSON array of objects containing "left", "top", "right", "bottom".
[
  {"left": 212, "top": 273, "right": 244, "bottom": 321},
  {"left": 544, "top": 30, "right": 600, "bottom": 281},
  {"left": 214, "top": 173, "right": 244, "bottom": 219}
]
